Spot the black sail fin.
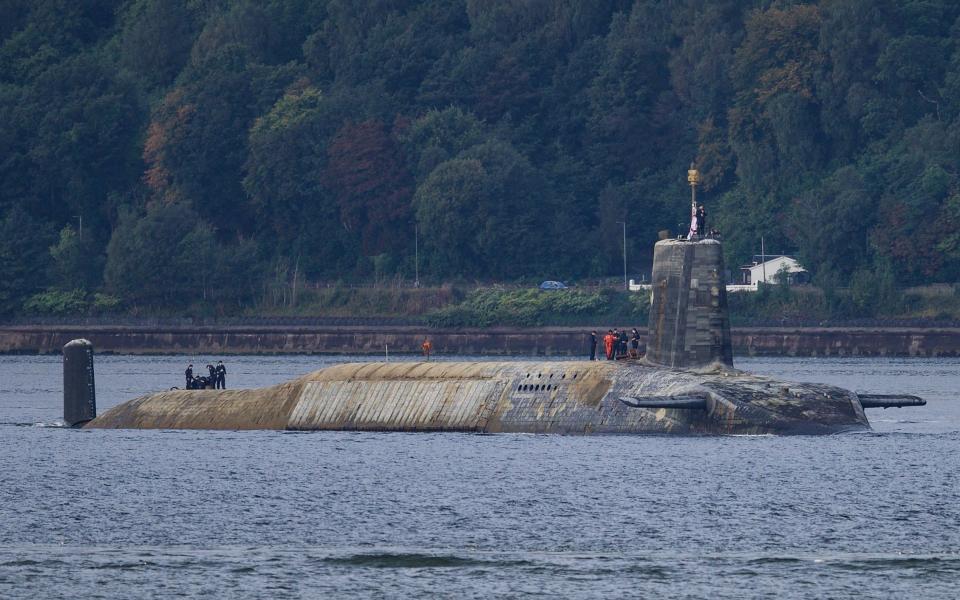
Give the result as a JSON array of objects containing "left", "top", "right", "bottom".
[
  {"left": 619, "top": 395, "right": 708, "bottom": 410},
  {"left": 858, "top": 394, "right": 926, "bottom": 409}
]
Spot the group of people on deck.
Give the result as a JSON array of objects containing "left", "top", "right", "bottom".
[
  {"left": 184, "top": 361, "right": 227, "bottom": 389},
  {"left": 589, "top": 328, "right": 641, "bottom": 361}
]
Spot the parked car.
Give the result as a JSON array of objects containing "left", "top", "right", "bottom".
[{"left": 538, "top": 280, "right": 568, "bottom": 290}]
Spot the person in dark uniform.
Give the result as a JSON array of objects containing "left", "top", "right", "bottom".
[
  {"left": 618, "top": 329, "right": 628, "bottom": 357},
  {"left": 589, "top": 331, "right": 598, "bottom": 360},
  {"left": 206, "top": 364, "right": 216, "bottom": 389},
  {"left": 185, "top": 364, "right": 193, "bottom": 389},
  {"left": 696, "top": 205, "right": 706, "bottom": 237},
  {"left": 216, "top": 361, "right": 226, "bottom": 389},
  {"left": 630, "top": 328, "right": 641, "bottom": 358}
]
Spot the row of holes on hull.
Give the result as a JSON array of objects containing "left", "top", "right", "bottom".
[
  {"left": 517, "top": 384, "right": 559, "bottom": 392},
  {"left": 525, "top": 372, "right": 577, "bottom": 379}
]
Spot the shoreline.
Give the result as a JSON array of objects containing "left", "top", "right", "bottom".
[{"left": 2, "top": 324, "right": 959, "bottom": 357}]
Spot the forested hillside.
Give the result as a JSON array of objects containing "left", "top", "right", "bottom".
[{"left": 2, "top": 0, "right": 960, "bottom": 316}]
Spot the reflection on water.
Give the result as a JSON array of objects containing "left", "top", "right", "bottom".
[{"left": 1, "top": 354, "right": 957, "bottom": 598}]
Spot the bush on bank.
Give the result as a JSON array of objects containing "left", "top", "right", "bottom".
[
  {"left": 258, "top": 285, "right": 462, "bottom": 318},
  {"left": 425, "top": 288, "right": 650, "bottom": 328},
  {"left": 22, "top": 290, "right": 123, "bottom": 316}
]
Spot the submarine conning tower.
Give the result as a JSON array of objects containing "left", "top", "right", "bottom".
[{"left": 644, "top": 238, "right": 733, "bottom": 370}]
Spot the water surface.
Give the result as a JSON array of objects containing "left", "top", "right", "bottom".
[{"left": 1, "top": 355, "right": 957, "bottom": 598}]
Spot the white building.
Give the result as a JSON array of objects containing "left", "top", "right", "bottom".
[{"left": 739, "top": 255, "right": 808, "bottom": 286}]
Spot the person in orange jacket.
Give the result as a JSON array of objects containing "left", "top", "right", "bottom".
[
  {"left": 421, "top": 338, "right": 433, "bottom": 361},
  {"left": 603, "top": 330, "right": 615, "bottom": 360}
]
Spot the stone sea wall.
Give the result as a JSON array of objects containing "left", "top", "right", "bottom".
[{"left": 1, "top": 325, "right": 959, "bottom": 357}]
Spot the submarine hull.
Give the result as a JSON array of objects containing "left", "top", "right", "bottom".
[{"left": 85, "top": 361, "right": 870, "bottom": 435}]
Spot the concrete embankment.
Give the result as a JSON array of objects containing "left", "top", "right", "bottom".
[{"left": 2, "top": 324, "right": 959, "bottom": 357}]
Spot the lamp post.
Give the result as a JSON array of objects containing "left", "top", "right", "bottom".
[
  {"left": 761, "top": 236, "right": 766, "bottom": 285},
  {"left": 414, "top": 223, "right": 419, "bottom": 288},
  {"left": 616, "top": 220, "right": 627, "bottom": 290}
]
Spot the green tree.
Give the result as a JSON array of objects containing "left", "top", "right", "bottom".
[
  {"left": 105, "top": 203, "right": 214, "bottom": 305},
  {"left": 788, "top": 165, "right": 875, "bottom": 279},
  {"left": 414, "top": 139, "right": 548, "bottom": 278},
  {"left": 585, "top": 4, "right": 676, "bottom": 182},
  {"left": 143, "top": 44, "right": 300, "bottom": 235},
  {"left": 119, "top": 0, "right": 199, "bottom": 89},
  {"left": 243, "top": 84, "right": 352, "bottom": 275},
  {"left": 49, "top": 224, "right": 102, "bottom": 291},
  {"left": 0, "top": 207, "right": 53, "bottom": 315},
  {"left": 402, "top": 106, "right": 486, "bottom": 182}
]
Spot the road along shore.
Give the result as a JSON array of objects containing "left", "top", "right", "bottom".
[{"left": 3, "top": 324, "right": 959, "bottom": 357}]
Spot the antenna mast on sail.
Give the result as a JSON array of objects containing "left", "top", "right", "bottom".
[{"left": 686, "top": 163, "right": 699, "bottom": 239}]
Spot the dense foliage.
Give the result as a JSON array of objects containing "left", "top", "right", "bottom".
[
  {"left": 426, "top": 287, "right": 649, "bottom": 327},
  {"left": 2, "top": 0, "right": 960, "bottom": 316}
]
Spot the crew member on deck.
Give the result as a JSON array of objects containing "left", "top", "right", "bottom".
[
  {"left": 604, "top": 330, "right": 615, "bottom": 360},
  {"left": 206, "top": 364, "right": 216, "bottom": 389},
  {"left": 421, "top": 339, "right": 433, "bottom": 361},
  {"left": 696, "top": 205, "right": 706, "bottom": 237},
  {"left": 589, "top": 331, "right": 598, "bottom": 361},
  {"left": 185, "top": 364, "right": 193, "bottom": 389},
  {"left": 216, "top": 361, "right": 226, "bottom": 389}
]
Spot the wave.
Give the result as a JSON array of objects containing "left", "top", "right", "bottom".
[
  {"left": 0, "top": 420, "right": 66, "bottom": 427},
  {"left": 321, "top": 552, "right": 532, "bottom": 569}
]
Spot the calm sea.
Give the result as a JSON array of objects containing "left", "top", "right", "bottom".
[{"left": 1, "top": 354, "right": 958, "bottom": 598}]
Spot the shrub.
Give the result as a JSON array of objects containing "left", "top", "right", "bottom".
[
  {"left": 425, "top": 288, "right": 613, "bottom": 327},
  {"left": 92, "top": 293, "right": 122, "bottom": 313},
  {"left": 23, "top": 289, "right": 89, "bottom": 315}
]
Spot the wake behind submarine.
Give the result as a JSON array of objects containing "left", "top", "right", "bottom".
[{"left": 63, "top": 239, "right": 925, "bottom": 435}]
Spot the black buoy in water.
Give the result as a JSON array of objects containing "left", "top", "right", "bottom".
[{"left": 63, "top": 339, "right": 96, "bottom": 427}]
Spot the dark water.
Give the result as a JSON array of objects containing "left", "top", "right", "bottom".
[{"left": 1, "top": 354, "right": 958, "bottom": 598}]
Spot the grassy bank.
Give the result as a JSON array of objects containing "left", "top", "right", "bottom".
[
  {"left": 727, "top": 283, "right": 960, "bottom": 325},
  {"left": 10, "top": 282, "right": 960, "bottom": 327}
]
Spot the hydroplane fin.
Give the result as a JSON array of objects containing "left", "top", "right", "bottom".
[
  {"left": 858, "top": 394, "right": 926, "bottom": 409},
  {"left": 618, "top": 395, "right": 709, "bottom": 410}
]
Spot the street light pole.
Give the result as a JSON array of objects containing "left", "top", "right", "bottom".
[
  {"left": 414, "top": 223, "right": 419, "bottom": 288},
  {"left": 761, "top": 236, "right": 766, "bottom": 285},
  {"left": 616, "top": 220, "right": 627, "bottom": 290}
]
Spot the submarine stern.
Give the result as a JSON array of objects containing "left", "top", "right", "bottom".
[
  {"left": 698, "top": 377, "right": 871, "bottom": 435},
  {"left": 610, "top": 364, "right": 871, "bottom": 435}
]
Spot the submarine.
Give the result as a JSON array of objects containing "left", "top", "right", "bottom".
[{"left": 62, "top": 238, "right": 925, "bottom": 435}]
